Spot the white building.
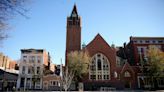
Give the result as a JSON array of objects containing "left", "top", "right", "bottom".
[{"left": 17, "top": 49, "right": 49, "bottom": 90}]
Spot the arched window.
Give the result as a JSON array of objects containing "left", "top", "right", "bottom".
[
  {"left": 89, "top": 53, "right": 110, "bottom": 80},
  {"left": 124, "top": 71, "right": 131, "bottom": 77}
]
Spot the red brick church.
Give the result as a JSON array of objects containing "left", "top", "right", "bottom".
[{"left": 65, "top": 5, "right": 164, "bottom": 90}]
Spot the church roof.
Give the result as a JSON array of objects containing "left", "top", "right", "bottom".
[{"left": 86, "top": 33, "right": 111, "bottom": 49}]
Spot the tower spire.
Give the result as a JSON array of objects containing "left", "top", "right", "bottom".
[{"left": 71, "top": 4, "right": 78, "bottom": 17}]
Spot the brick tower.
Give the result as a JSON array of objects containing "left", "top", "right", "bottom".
[{"left": 65, "top": 5, "right": 81, "bottom": 64}]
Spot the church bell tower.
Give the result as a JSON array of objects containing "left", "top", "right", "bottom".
[{"left": 65, "top": 4, "right": 81, "bottom": 64}]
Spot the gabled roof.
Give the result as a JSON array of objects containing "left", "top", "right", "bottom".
[
  {"left": 121, "top": 61, "right": 134, "bottom": 73},
  {"left": 86, "top": 33, "right": 115, "bottom": 50},
  {"left": 86, "top": 33, "right": 112, "bottom": 49}
]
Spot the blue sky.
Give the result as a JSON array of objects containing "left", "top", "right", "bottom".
[{"left": 0, "top": 0, "right": 164, "bottom": 64}]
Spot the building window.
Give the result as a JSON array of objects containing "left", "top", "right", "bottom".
[
  {"left": 99, "top": 75, "right": 102, "bottom": 79},
  {"left": 103, "top": 75, "right": 109, "bottom": 80},
  {"left": 137, "top": 47, "right": 147, "bottom": 56},
  {"left": 53, "top": 81, "right": 56, "bottom": 86},
  {"left": 137, "top": 47, "right": 141, "bottom": 54},
  {"left": 29, "top": 56, "right": 35, "bottom": 63},
  {"left": 52, "top": 81, "right": 58, "bottom": 86},
  {"left": 23, "top": 56, "right": 27, "bottom": 62},
  {"left": 20, "top": 78, "right": 25, "bottom": 87},
  {"left": 152, "top": 40, "right": 156, "bottom": 43},
  {"left": 37, "top": 56, "right": 41, "bottom": 63},
  {"left": 133, "top": 41, "right": 137, "bottom": 43},
  {"left": 146, "top": 40, "right": 149, "bottom": 43},
  {"left": 124, "top": 71, "right": 131, "bottom": 77},
  {"left": 31, "top": 67, "right": 34, "bottom": 74},
  {"left": 97, "top": 54, "right": 101, "bottom": 57},
  {"left": 37, "top": 67, "right": 40, "bottom": 74},
  {"left": 22, "top": 66, "right": 25, "bottom": 74},
  {"left": 28, "top": 66, "right": 34, "bottom": 74},
  {"left": 90, "top": 75, "right": 96, "bottom": 80},
  {"left": 89, "top": 53, "right": 110, "bottom": 80},
  {"left": 141, "top": 48, "right": 144, "bottom": 53},
  {"left": 26, "top": 78, "right": 31, "bottom": 88},
  {"left": 97, "top": 59, "right": 101, "bottom": 70},
  {"left": 116, "top": 57, "right": 121, "bottom": 67},
  {"left": 29, "top": 56, "right": 32, "bottom": 63},
  {"left": 36, "top": 78, "right": 40, "bottom": 88},
  {"left": 158, "top": 40, "right": 163, "bottom": 43},
  {"left": 32, "top": 56, "right": 35, "bottom": 62},
  {"left": 28, "top": 67, "right": 31, "bottom": 74},
  {"left": 107, "top": 75, "right": 109, "bottom": 79},
  {"left": 103, "top": 75, "right": 106, "bottom": 79},
  {"left": 90, "top": 64, "right": 95, "bottom": 71},
  {"left": 50, "top": 81, "right": 58, "bottom": 86}
]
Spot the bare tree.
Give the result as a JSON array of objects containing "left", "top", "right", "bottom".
[
  {"left": 61, "top": 65, "right": 74, "bottom": 91},
  {"left": 0, "top": 0, "right": 29, "bottom": 42}
]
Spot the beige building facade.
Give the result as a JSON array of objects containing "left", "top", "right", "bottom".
[{"left": 16, "top": 49, "right": 49, "bottom": 90}]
